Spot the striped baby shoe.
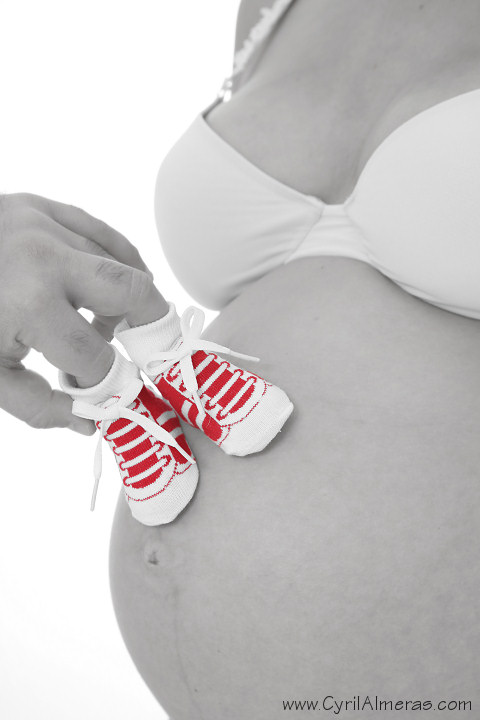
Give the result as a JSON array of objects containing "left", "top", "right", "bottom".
[
  {"left": 115, "top": 303, "right": 293, "bottom": 456},
  {"left": 60, "top": 346, "right": 198, "bottom": 525}
]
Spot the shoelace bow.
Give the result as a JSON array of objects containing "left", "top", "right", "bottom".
[
  {"left": 72, "top": 377, "right": 194, "bottom": 512},
  {"left": 146, "top": 306, "right": 260, "bottom": 419}
]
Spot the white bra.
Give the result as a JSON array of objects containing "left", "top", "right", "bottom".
[{"left": 154, "top": 1, "right": 480, "bottom": 318}]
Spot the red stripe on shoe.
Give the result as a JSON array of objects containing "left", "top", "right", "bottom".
[
  {"left": 127, "top": 452, "right": 164, "bottom": 479},
  {"left": 156, "top": 379, "right": 187, "bottom": 419},
  {"left": 191, "top": 350, "right": 208, "bottom": 369},
  {"left": 188, "top": 402, "right": 200, "bottom": 426},
  {"left": 138, "top": 385, "right": 171, "bottom": 422},
  {"left": 119, "top": 438, "right": 153, "bottom": 463},
  {"left": 228, "top": 380, "right": 255, "bottom": 414},
  {"left": 230, "top": 383, "right": 255, "bottom": 413},
  {"left": 202, "top": 413, "right": 223, "bottom": 441},
  {"left": 162, "top": 417, "right": 180, "bottom": 434},
  {"left": 111, "top": 424, "right": 145, "bottom": 448},
  {"left": 107, "top": 417, "right": 131, "bottom": 435},
  {"left": 129, "top": 458, "right": 171, "bottom": 490},
  {"left": 172, "top": 434, "right": 193, "bottom": 464},
  {"left": 214, "top": 375, "right": 245, "bottom": 408},
  {"left": 203, "top": 368, "right": 232, "bottom": 401},
  {"left": 156, "top": 375, "right": 223, "bottom": 442},
  {"left": 195, "top": 357, "right": 221, "bottom": 391}
]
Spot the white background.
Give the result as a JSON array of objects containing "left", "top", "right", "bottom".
[{"left": 0, "top": 1, "right": 239, "bottom": 718}]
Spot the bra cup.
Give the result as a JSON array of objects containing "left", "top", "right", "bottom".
[
  {"left": 346, "top": 90, "right": 480, "bottom": 317},
  {"left": 153, "top": 0, "right": 480, "bottom": 318},
  {"left": 155, "top": 91, "right": 480, "bottom": 319},
  {"left": 155, "top": 116, "right": 323, "bottom": 310}
]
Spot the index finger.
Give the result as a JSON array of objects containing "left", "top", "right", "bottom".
[{"left": 39, "top": 195, "right": 153, "bottom": 278}]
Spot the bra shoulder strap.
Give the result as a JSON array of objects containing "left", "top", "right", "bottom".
[{"left": 218, "top": 0, "right": 296, "bottom": 99}]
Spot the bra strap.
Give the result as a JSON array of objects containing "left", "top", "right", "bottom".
[{"left": 218, "top": 0, "right": 296, "bottom": 99}]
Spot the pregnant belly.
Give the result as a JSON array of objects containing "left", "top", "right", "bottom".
[{"left": 109, "top": 258, "right": 480, "bottom": 720}]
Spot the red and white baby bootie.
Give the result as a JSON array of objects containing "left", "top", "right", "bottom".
[
  {"left": 115, "top": 303, "right": 294, "bottom": 456},
  {"left": 59, "top": 347, "right": 198, "bottom": 526}
]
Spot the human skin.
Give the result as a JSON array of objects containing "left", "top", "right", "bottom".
[
  {"left": 0, "top": 193, "right": 167, "bottom": 431},
  {"left": 109, "top": 1, "right": 480, "bottom": 718}
]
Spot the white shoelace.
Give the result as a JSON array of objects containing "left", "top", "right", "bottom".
[
  {"left": 146, "top": 306, "right": 260, "bottom": 420},
  {"left": 72, "top": 377, "right": 194, "bottom": 512}
]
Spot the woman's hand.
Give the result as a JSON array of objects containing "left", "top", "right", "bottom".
[{"left": 0, "top": 192, "right": 155, "bottom": 435}]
